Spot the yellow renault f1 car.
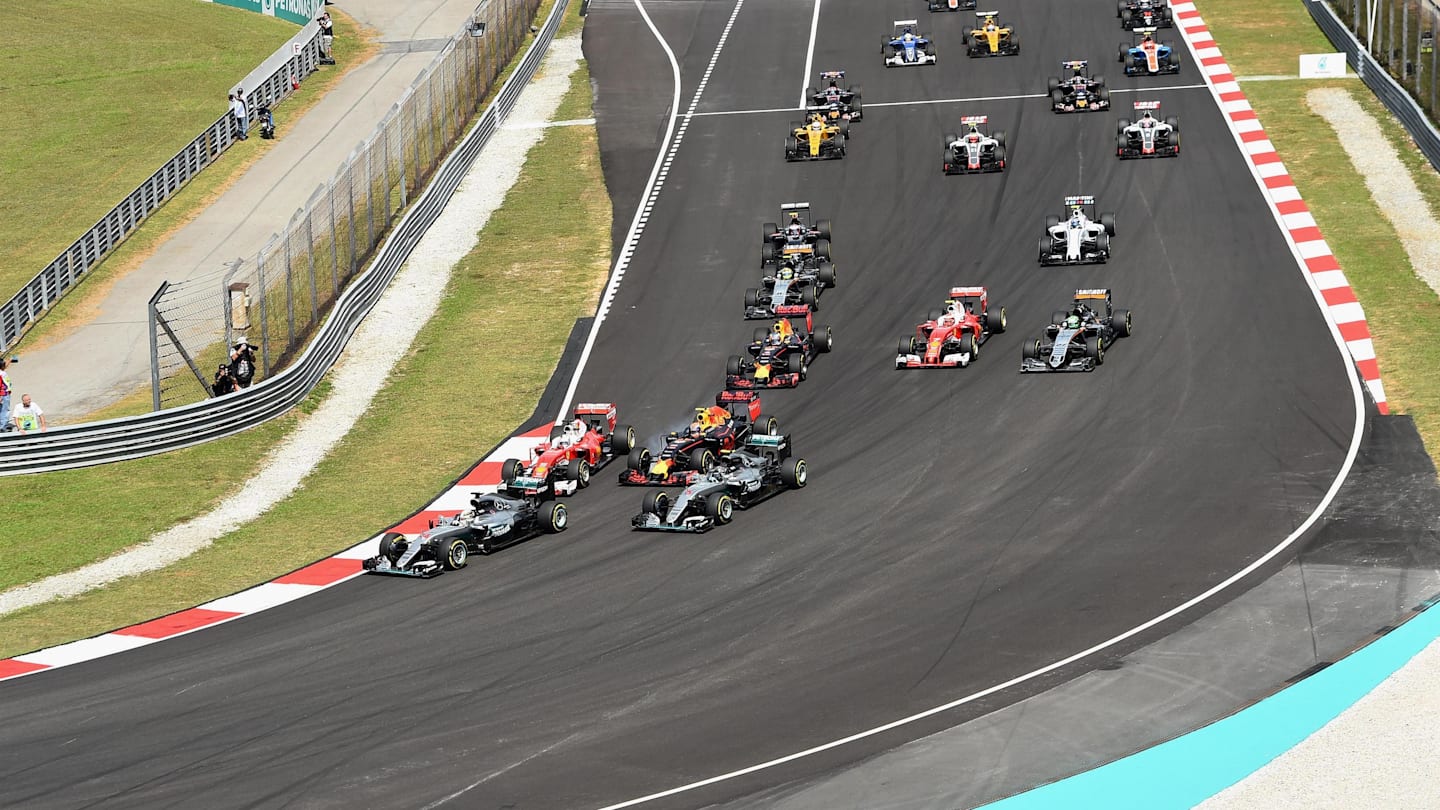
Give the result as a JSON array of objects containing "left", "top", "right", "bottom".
[
  {"left": 964, "top": 11, "right": 1019, "bottom": 56},
  {"left": 784, "top": 113, "right": 848, "bottom": 161}
]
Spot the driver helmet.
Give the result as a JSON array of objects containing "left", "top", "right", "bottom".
[
  {"left": 903, "top": 30, "right": 915, "bottom": 43},
  {"left": 692, "top": 407, "right": 712, "bottom": 429},
  {"left": 1069, "top": 205, "right": 1083, "bottom": 225},
  {"left": 1065, "top": 315, "right": 1081, "bottom": 329},
  {"left": 559, "top": 418, "right": 586, "bottom": 446},
  {"left": 809, "top": 119, "right": 824, "bottom": 131},
  {"left": 777, "top": 264, "right": 795, "bottom": 280},
  {"left": 967, "top": 132, "right": 981, "bottom": 143},
  {"left": 1142, "top": 34, "right": 1154, "bottom": 44},
  {"left": 772, "top": 319, "right": 794, "bottom": 339},
  {"left": 984, "top": 16, "right": 997, "bottom": 30},
  {"left": 1073, "top": 65, "right": 1085, "bottom": 76}
]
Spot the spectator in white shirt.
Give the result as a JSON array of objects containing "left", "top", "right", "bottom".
[
  {"left": 230, "top": 92, "right": 249, "bottom": 140},
  {"left": 12, "top": 394, "right": 45, "bottom": 434}
]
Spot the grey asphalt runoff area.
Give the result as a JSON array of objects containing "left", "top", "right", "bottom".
[{"left": 15, "top": 0, "right": 491, "bottom": 419}]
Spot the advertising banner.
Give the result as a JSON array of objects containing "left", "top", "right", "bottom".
[
  {"left": 203, "top": 0, "right": 325, "bottom": 25},
  {"left": 1299, "top": 52, "right": 1348, "bottom": 78}
]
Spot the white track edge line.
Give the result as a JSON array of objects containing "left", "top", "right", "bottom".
[{"left": 799, "top": 0, "right": 822, "bottom": 109}]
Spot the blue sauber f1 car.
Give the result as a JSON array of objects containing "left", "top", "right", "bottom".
[{"left": 884, "top": 20, "right": 937, "bottom": 67}]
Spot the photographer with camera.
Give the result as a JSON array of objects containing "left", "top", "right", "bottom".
[
  {"left": 213, "top": 364, "right": 237, "bottom": 397},
  {"left": 229, "top": 341, "right": 257, "bottom": 389}
]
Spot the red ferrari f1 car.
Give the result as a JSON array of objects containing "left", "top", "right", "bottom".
[
  {"left": 501, "top": 403, "right": 635, "bottom": 495},
  {"left": 896, "top": 286, "right": 1006, "bottom": 368}
]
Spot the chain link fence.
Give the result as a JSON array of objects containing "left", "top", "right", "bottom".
[{"left": 151, "top": 0, "right": 541, "bottom": 409}]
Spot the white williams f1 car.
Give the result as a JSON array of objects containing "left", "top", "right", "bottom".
[{"left": 1038, "top": 195, "right": 1116, "bottom": 266}]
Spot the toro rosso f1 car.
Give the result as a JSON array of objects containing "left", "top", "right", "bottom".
[
  {"left": 944, "top": 116, "right": 1007, "bottom": 174},
  {"left": 1120, "top": 28, "right": 1181, "bottom": 75},
  {"left": 1020, "top": 289, "right": 1133, "bottom": 372},
  {"left": 896, "top": 286, "right": 1006, "bottom": 368},
  {"left": 964, "top": 11, "right": 1019, "bottom": 57},
  {"left": 1119, "top": 0, "right": 1172, "bottom": 29},
  {"left": 363, "top": 490, "right": 567, "bottom": 577},
  {"left": 808, "top": 71, "right": 863, "bottom": 123},
  {"left": 1039, "top": 195, "right": 1116, "bottom": 266},
  {"left": 884, "top": 21, "right": 937, "bottom": 67},
  {"left": 744, "top": 256, "right": 836, "bottom": 320},
  {"left": 632, "top": 434, "right": 807, "bottom": 533},
  {"left": 1049, "top": 61, "right": 1110, "bottom": 113},
  {"left": 1117, "top": 101, "right": 1179, "bottom": 158},
  {"left": 498, "top": 403, "right": 634, "bottom": 496},
  {"left": 620, "top": 391, "right": 780, "bottom": 486},
  {"left": 727, "top": 314, "right": 834, "bottom": 389},
  {"left": 762, "top": 202, "right": 833, "bottom": 267}
]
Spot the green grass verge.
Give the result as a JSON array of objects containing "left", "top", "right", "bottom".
[
  {"left": 0, "top": 1, "right": 295, "bottom": 305},
  {"left": 1199, "top": 0, "right": 1440, "bottom": 459},
  {"left": 0, "top": 17, "right": 609, "bottom": 659}
]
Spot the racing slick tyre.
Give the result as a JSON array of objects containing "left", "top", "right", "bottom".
[
  {"left": 758, "top": 414, "right": 780, "bottom": 435},
  {"left": 944, "top": 132, "right": 959, "bottom": 151},
  {"left": 1119, "top": 43, "right": 1128, "bottom": 62},
  {"left": 627, "top": 447, "right": 651, "bottom": 472},
  {"left": 379, "top": 532, "right": 404, "bottom": 563},
  {"left": 815, "top": 218, "right": 833, "bottom": 240},
  {"left": 994, "top": 145, "right": 1006, "bottom": 169},
  {"left": 761, "top": 242, "right": 777, "bottom": 265},
  {"left": 689, "top": 448, "right": 718, "bottom": 472},
  {"left": 787, "top": 352, "right": 808, "bottom": 379},
  {"left": 1172, "top": 130, "right": 1181, "bottom": 152},
  {"left": 440, "top": 537, "right": 469, "bottom": 570},
  {"left": 1023, "top": 338, "right": 1041, "bottom": 360},
  {"left": 1085, "top": 338, "right": 1105, "bottom": 366},
  {"left": 1113, "top": 308, "right": 1133, "bottom": 337},
  {"left": 959, "top": 332, "right": 976, "bottom": 359},
  {"left": 1039, "top": 236, "right": 1053, "bottom": 262},
  {"left": 1096, "top": 231, "right": 1111, "bottom": 258},
  {"left": 567, "top": 458, "right": 591, "bottom": 488},
  {"left": 753, "top": 327, "right": 770, "bottom": 344},
  {"left": 1045, "top": 214, "right": 1060, "bottom": 230},
  {"left": 1121, "top": 9, "right": 1133, "bottom": 27},
  {"left": 815, "top": 324, "right": 834, "bottom": 352},
  {"left": 1117, "top": 118, "right": 1131, "bottom": 133},
  {"left": 781, "top": 457, "right": 808, "bottom": 488},
  {"left": 801, "top": 286, "right": 819, "bottom": 310},
  {"left": 643, "top": 490, "right": 670, "bottom": 516},
  {"left": 762, "top": 221, "right": 778, "bottom": 241},
  {"left": 986, "top": 306, "right": 1007, "bottom": 333},
  {"left": 815, "top": 238, "right": 832, "bottom": 260},
  {"left": 612, "top": 424, "right": 635, "bottom": 454},
  {"left": 816, "top": 261, "right": 836, "bottom": 287},
  {"left": 1165, "top": 116, "right": 1179, "bottom": 130},
  {"left": 899, "top": 336, "right": 917, "bottom": 356},
  {"left": 744, "top": 288, "right": 760, "bottom": 308},
  {"left": 1047, "top": 75, "right": 1060, "bottom": 92},
  {"left": 1116, "top": 133, "right": 1129, "bottom": 154},
  {"left": 705, "top": 493, "right": 736, "bottom": 524},
  {"left": 727, "top": 355, "right": 745, "bottom": 376},
  {"left": 1052, "top": 310, "right": 1069, "bottom": 325},
  {"left": 1050, "top": 88, "right": 1064, "bottom": 110},
  {"left": 1098, "top": 86, "right": 1111, "bottom": 104},
  {"left": 543, "top": 502, "right": 569, "bottom": 533},
  {"left": 1116, "top": 0, "right": 1125, "bottom": 16},
  {"left": 500, "top": 458, "right": 525, "bottom": 485},
  {"left": 1100, "top": 212, "right": 1117, "bottom": 236},
  {"left": 994, "top": 129, "right": 1007, "bottom": 147}
]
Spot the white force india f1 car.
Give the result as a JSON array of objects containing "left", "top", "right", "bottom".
[{"left": 1038, "top": 195, "right": 1117, "bottom": 266}]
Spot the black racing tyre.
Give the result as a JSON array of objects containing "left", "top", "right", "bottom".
[
  {"left": 994, "top": 129, "right": 1007, "bottom": 147},
  {"left": 787, "top": 352, "right": 807, "bottom": 378},
  {"left": 1023, "top": 338, "right": 1041, "bottom": 359},
  {"left": 762, "top": 221, "right": 778, "bottom": 242},
  {"left": 987, "top": 305, "right": 1007, "bottom": 333},
  {"left": 544, "top": 502, "right": 568, "bottom": 533},
  {"left": 1095, "top": 75, "right": 1107, "bottom": 86},
  {"left": 928, "top": 308, "right": 945, "bottom": 322},
  {"left": 1096, "top": 231, "right": 1110, "bottom": 256},
  {"left": 816, "top": 261, "right": 836, "bottom": 287},
  {"left": 1039, "top": 235, "right": 1052, "bottom": 261},
  {"left": 1050, "top": 88, "right": 1064, "bottom": 108},
  {"left": 500, "top": 458, "right": 524, "bottom": 484},
  {"left": 1086, "top": 338, "right": 1105, "bottom": 365},
  {"left": 379, "top": 532, "right": 404, "bottom": 563},
  {"left": 1165, "top": 116, "right": 1179, "bottom": 130},
  {"left": 1172, "top": 129, "right": 1181, "bottom": 149},
  {"left": 1098, "top": 86, "right": 1111, "bottom": 103},
  {"left": 1113, "top": 308, "right": 1133, "bottom": 337},
  {"left": 643, "top": 490, "right": 669, "bottom": 516},
  {"left": 780, "top": 457, "right": 808, "bottom": 488},
  {"left": 627, "top": 447, "right": 651, "bottom": 472},
  {"left": 440, "top": 537, "right": 468, "bottom": 571},
  {"left": 612, "top": 424, "right": 635, "bottom": 454},
  {"left": 1052, "top": 310, "right": 1068, "bottom": 326},
  {"left": 689, "top": 447, "right": 717, "bottom": 472},
  {"left": 1045, "top": 214, "right": 1060, "bottom": 230},
  {"left": 1101, "top": 212, "right": 1117, "bottom": 236},
  {"left": 744, "top": 288, "right": 760, "bottom": 308},
  {"left": 1119, "top": 43, "right": 1129, "bottom": 62},
  {"left": 761, "top": 242, "right": 776, "bottom": 265},
  {"left": 994, "top": 145, "right": 1007, "bottom": 166},
  {"left": 815, "top": 238, "right": 832, "bottom": 259},
  {"left": 838, "top": 121, "right": 850, "bottom": 138},
  {"left": 801, "top": 286, "right": 819, "bottom": 309},
  {"left": 753, "top": 326, "right": 770, "bottom": 344},
  {"left": 899, "top": 336, "right": 917, "bottom": 356},
  {"left": 944, "top": 132, "right": 959, "bottom": 151},
  {"left": 1121, "top": 9, "right": 1133, "bottom": 26},
  {"left": 727, "top": 354, "right": 744, "bottom": 376},
  {"left": 705, "top": 492, "right": 736, "bottom": 523},
  {"left": 1116, "top": 133, "right": 1129, "bottom": 153},
  {"left": 758, "top": 414, "right": 780, "bottom": 435},
  {"left": 815, "top": 218, "right": 833, "bottom": 240},
  {"left": 1116, "top": 0, "right": 1125, "bottom": 16},
  {"left": 1047, "top": 75, "right": 1060, "bottom": 92},
  {"left": 1117, "top": 117, "right": 1131, "bottom": 133},
  {"left": 567, "top": 458, "right": 591, "bottom": 488},
  {"left": 815, "top": 324, "right": 834, "bottom": 352},
  {"left": 959, "top": 332, "right": 976, "bottom": 358}
]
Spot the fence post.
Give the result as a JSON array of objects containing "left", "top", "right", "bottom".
[
  {"left": 347, "top": 161, "right": 358, "bottom": 280},
  {"left": 306, "top": 209, "right": 319, "bottom": 324},
  {"left": 148, "top": 282, "right": 168, "bottom": 412},
  {"left": 328, "top": 184, "right": 340, "bottom": 298},
  {"left": 284, "top": 211, "right": 297, "bottom": 351},
  {"left": 257, "top": 245, "right": 270, "bottom": 376}
]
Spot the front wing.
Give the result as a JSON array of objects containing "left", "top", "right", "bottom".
[
  {"left": 631, "top": 512, "right": 716, "bottom": 533},
  {"left": 362, "top": 555, "right": 443, "bottom": 578}
]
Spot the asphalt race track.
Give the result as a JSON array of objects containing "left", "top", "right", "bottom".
[{"left": 0, "top": 2, "right": 1362, "bottom": 808}]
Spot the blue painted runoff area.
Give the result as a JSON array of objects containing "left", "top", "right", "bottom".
[{"left": 977, "top": 603, "right": 1440, "bottom": 810}]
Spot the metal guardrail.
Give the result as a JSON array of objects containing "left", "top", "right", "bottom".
[
  {"left": 0, "top": 0, "right": 571, "bottom": 476},
  {"left": 1305, "top": 0, "right": 1440, "bottom": 169},
  {"left": 0, "top": 23, "right": 325, "bottom": 354}
]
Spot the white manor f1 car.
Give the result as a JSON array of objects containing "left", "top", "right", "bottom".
[{"left": 1038, "top": 195, "right": 1117, "bottom": 266}]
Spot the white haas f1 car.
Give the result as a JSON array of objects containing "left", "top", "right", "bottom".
[
  {"left": 363, "top": 490, "right": 567, "bottom": 577},
  {"left": 1039, "top": 196, "right": 1117, "bottom": 266},
  {"left": 1021, "top": 289, "right": 1132, "bottom": 372},
  {"left": 632, "top": 434, "right": 807, "bottom": 533},
  {"left": 1117, "top": 101, "right": 1179, "bottom": 158},
  {"left": 943, "top": 116, "right": 1007, "bottom": 174},
  {"left": 884, "top": 20, "right": 937, "bottom": 66}
]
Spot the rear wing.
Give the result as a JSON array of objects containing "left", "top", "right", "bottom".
[
  {"left": 1064, "top": 195, "right": 1096, "bottom": 206},
  {"left": 1073, "top": 288, "right": 1112, "bottom": 301},
  {"left": 975, "top": 10, "right": 999, "bottom": 16},
  {"left": 894, "top": 19, "right": 919, "bottom": 25},
  {"left": 573, "top": 403, "right": 616, "bottom": 417},
  {"left": 949, "top": 285, "right": 987, "bottom": 298},
  {"left": 1062, "top": 59, "right": 1088, "bottom": 69},
  {"left": 716, "top": 389, "right": 764, "bottom": 423},
  {"left": 818, "top": 70, "right": 846, "bottom": 79},
  {"left": 779, "top": 201, "right": 811, "bottom": 211},
  {"left": 1133, "top": 26, "right": 1158, "bottom": 34},
  {"left": 1133, "top": 100, "right": 1161, "bottom": 110},
  {"left": 960, "top": 115, "right": 988, "bottom": 125}
]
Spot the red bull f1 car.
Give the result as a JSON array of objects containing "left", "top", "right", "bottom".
[
  {"left": 726, "top": 314, "right": 834, "bottom": 389},
  {"left": 896, "top": 286, "right": 1006, "bottom": 368},
  {"left": 498, "top": 403, "right": 634, "bottom": 496},
  {"left": 1020, "top": 289, "right": 1133, "bottom": 372},
  {"left": 620, "top": 391, "right": 780, "bottom": 486}
]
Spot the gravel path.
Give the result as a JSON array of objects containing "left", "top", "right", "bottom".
[
  {"left": 0, "top": 35, "right": 586, "bottom": 617},
  {"left": 1200, "top": 87, "right": 1440, "bottom": 809}
]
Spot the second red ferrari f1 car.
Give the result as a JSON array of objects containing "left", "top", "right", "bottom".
[{"left": 896, "top": 286, "right": 1006, "bottom": 368}]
